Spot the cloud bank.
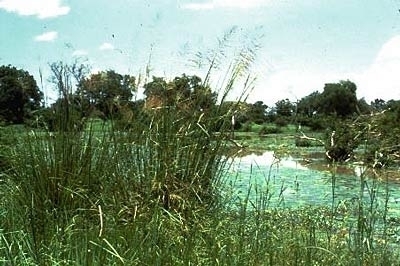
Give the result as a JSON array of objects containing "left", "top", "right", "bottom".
[
  {"left": 354, "top": 35, "right": 400, "bottom": 101},
  {"left": 247, "top": 35, "right": 400, "bottom": 105},
  {"left": 0, "top": 0, "right": 70, "bottom": 19}
]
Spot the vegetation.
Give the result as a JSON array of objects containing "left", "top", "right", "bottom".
[
  {"left": 0, "top": 65, "right": 43, "bottom": 124},
  {"left": 1, "top": 51, "right": 400, "bottom": 264}
]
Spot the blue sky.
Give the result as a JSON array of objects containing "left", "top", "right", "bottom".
[{"left": 1, "top": 0, "right": 400, "bottom": 105}]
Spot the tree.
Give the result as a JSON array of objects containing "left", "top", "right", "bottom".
[
  {"left": 297, "top": 91, "right": 321, "bottom": 117},
  {"left": 171, "top": 74, "right": 217, "bottom": 112},
  {"left": 318, "top": 80, "right": 358, "bottom": 117},
  {"left": 275, "top": 98, "right": 294, "bottom": 117},
  {"left": 0, "top": 65, "right": 43, "bottom": 124},
  {"left": 356, "top": 98, "right": 372, "bottom": 114},
  {"left": 325, "top": 120, "right": 359, "bottom": 162},
  {"left": 144, "top": 74, "right": 217, "bottom": 113},
  {"left": 47, "top": 61, "right": 89, "bottom": 131},
  {"left": 77, "top": 70, "right": 136, "bottom": 119},
  {"left": 370, "top": 98, "right": 386, "bottom": 112},
  {"left": 248, "top": 101, "right": 268, "bottom": 124}
]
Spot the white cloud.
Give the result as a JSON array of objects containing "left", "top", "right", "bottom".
[
  {"left": 0, "top": 0, "right": 70, "bottom": 19},
  {"left": 99, "top": 42, "right": 114, "bottom": 51},
  {"left": 247, "top": 36, "right": 400, "bottom": 105},
  {"left": 72, "top": 50, "right": 88, "bottom": 57},
  {"left": 182, "top": 0, "right": 270, "bottom": 10},
  {"left": 34, "top": 31, "right": 58, "bottom": 42},
  {"left": 353, "top": 35, "right": 400, "bottom": 102},
  {"left": 247, "top": 69, "right": 341, "bottom": 105}
]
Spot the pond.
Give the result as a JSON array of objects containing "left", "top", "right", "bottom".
[{"left": 225, "top": 151, "right": 400, "bottom": 217}]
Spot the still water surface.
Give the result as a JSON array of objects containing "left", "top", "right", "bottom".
[{"left": 226, "top": 151, "right": 400, "bottom": 216}]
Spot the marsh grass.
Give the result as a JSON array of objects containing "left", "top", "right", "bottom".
[
  {"left": 1, "top": 118, "right": 400, "bottom": 265},
  {"left": 1, "top": 58, "right": 400, "bottom": 264}
]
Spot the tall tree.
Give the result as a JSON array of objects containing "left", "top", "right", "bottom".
[
  {"left": 0, "top": 65, "right": 43, "bottom": 124},
  {"left": 370, "top": 98, "right": 386, "bottom": 112},
  {"left": 275, "top": 98, "right": 294, "bottom": 117},
  {"left": 144, "top": 74, "right": 217, "bottom": 113},
  {"left": 248, "top": 101, "right": 268, "bottom": 124},
  {"left": 318, "top": 80, "right": 358, "bottom": 117},
  {"left": 47, "top": 61, "right": 89, "bottom": 131},
  {"left": 297, "top": 91, "right": 321, "bottom": 117},
  {"left": 77, "top": 70, "right": 136, "bottom": 118}
]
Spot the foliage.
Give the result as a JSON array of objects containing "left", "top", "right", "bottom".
[
  {"left": 324, "top": 119, "right": 360, "bottom": 162},
  {"left": 143, "top": 74, "right": 217, "bottom": 115},
  {"left": 275, "top": 98, "right": 295, "bottom": 117},
  {"left": 370, "top": 98, "right": 387, "bottom": 112},
  {"left": 297, "top": 91, "right": 321, "bottom": 117},
  {"left": 0, "top": 44, "right": 257, "bottom": 263},
  {"left": 274, "top": 116, "right": 290, "bottom": 127},
  {"left": 294, "top": 136, "right": 312, "bottom": 147},
  {"left": 361, "top": 100, "right": 400, "bottom": 167},
  {"left": 77, "top": 70, "right": 136, "bottom": 119},
  {"left": 259, "top": 125, "right": 282, "bottom": 135},
  {"left": 0, "top": 65, "right": 43, "bottom": 124},
  {"left": 247, "top": 100, "right": 268, "bottom": 124},
  {"left": 43, "top": 62, "right": 90, "bottom": 132},
  {"left": 2, "top": 48, "right": 400, "bottom": 264},
  {"left": 357, "top": 97, "right": 372, "bottom": 114},
  {"left": 0, "top": 124, "right": 20, "bottom": 171},
  {"left": 297, "top": 114, "right": 329, "bottom": 131},
  {"left": 318, "top": 80, "right": 358, "bottom": 117}
]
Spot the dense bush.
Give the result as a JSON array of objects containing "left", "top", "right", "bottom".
[
  {"left": 324, "top": 120, "right": 360, "bottom": 162},
  {"left": 259, "top": 125, "right": 282, "bottom": 135},
  {"left": 274, "top": 116, "right": 289, "bottom": 127},
  {"left": 294, "top": 136, "right": 312, "bottom": 147},
  {"left": 297, "top": 116, "right": 328, "bottom": 131}
]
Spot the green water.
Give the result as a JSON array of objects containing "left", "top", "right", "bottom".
[{"left": 226, "top": 151, "right": 400, "bottom": 216}]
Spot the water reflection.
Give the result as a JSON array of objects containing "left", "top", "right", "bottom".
[{"left": 226, "top": 151, "right": 400, "bottom": 216}]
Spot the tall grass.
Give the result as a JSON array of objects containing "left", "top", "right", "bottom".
[
  {"left": 0, "top": 51, "right": 252, "bottom": 264},
  {"left": 2, "top": 114, "right": 400, "bottom": 264},
  {"left": 1, "top": 56, "right": 400, "bottom": 264}
]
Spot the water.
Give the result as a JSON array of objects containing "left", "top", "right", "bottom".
[{"left": 225, "top": 151, "right": 400, "bottom": 216}]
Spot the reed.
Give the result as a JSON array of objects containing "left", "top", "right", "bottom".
[{"left": 1, "top": 43, "right": 400, "bottom": 265}]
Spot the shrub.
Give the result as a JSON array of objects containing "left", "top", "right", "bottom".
[
  {"left": 274, "top": 116, "right": 289, "bottom": 127},
  {"left": 239, "top": 122, "right": 252, "bottom": 132},
  {"left": 259, "top": 125, "right": 282, "bottom": 135},
  {"left": 324, "top": 120, "right": 359, "bottom": 162},
  {"left": 295, "top": 137, "right": 312, "bottom": 147}
]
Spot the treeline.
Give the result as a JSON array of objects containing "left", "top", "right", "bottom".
[
  {"left": 0, "top": 63, "right": 218, "bottom": 130},
  {"left": 0, "top": 63, "right": 397, "bottom": 130},
  {"left": 1, "top": 63, "right": 400, "bottom": 165},
  {"left": 231, "top": 80, "right": 396, "bottom": 131}
]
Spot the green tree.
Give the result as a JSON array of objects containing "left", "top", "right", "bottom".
[
  {"left": 248, "top": 101, "right": 268, "bottom": 124},
  {"left": 325, "top": 120, "right": 359, "bottom": 162},
  {"left": 275, "top": 98, "right": 294, "bottom": 117},
  {"left": 318, "top": 80, "right": 358, "bottom": 117},
  {"left": 370, "top": 98, "right": 386, "bottom": 112},
  {"left": 297, "top": 91, "right": 321, "bottom": 117},
  {"left": 46, "top": 61, "right": 89, "bottom": 131},
  {"left": 0, "top": 65, "right": 43, "bottom": 124},
  {"left": 77, "top": 70, "right": 136, "bottom": 119},
  {"left": 171, "top": 74, "right": 217, "bottom": 112},
  {"left": 144, "top": 74, "right": 217, "bottom": 113},
  {"left": 356, "top": 97, "right": 372, "bottom": 114}
]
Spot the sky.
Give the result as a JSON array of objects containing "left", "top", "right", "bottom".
[{"left": 1, "top": 0, "right": 400, "bottom": 105}]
